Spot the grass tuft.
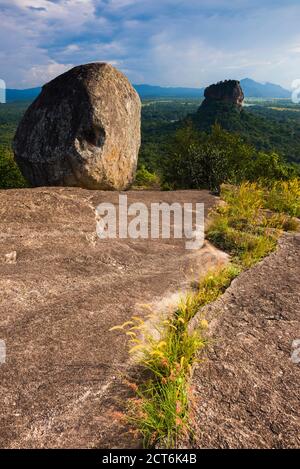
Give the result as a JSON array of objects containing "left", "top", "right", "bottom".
[
  {"left": 111, "top": 265, "right": 239, "bottom": 448},
  {"left": 207, "top": 182, "right": 298, "bottom": 267},
  {"left": 264, "top": 179, "right": 300, "bottom": 218}
]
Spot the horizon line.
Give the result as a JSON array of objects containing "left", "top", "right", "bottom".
[{"left": 5, "top": 77, "right": 291, "bottom": 92}]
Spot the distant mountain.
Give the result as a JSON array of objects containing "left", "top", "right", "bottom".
[
  {"left": 133, "top": 84, "right": 204, "bottom": 98},
  {"left": 6, "top": 84, "right": 203, "bottom": 102},
  {"left": 5, "top": 79, "right": 290, "bottom": 102},
  {"left": 134, "top": 80, "right": 291, "bottom": 99},
  {"left": 240, "top": 78, "right": 290, "bottom": 99},
  {"left": 6, "top": 88, "right": 42, "bottom": 103}
]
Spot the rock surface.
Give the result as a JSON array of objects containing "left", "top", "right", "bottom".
[
  {"left": 203, "top": 79, "right": 244, "bottom": 108},
  {"left": 13, "top": 63, "right": 141, "bottom": 190},
  {"left": 0, "top": 188, "right": 224, "bottom": 448},
  {"left": 189, "top": 233, "right": 300, "bottom": 449}
]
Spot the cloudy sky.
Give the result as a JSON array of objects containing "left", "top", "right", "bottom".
[{"left": 1, "top": 0, "right": 300, "bottom": 89}]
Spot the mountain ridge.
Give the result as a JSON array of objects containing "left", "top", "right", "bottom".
[{"left": 4, "top": 78, "right": 291, "bottom": 102}]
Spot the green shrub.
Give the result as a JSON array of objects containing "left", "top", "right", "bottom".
[
  {"left": 264, "top": 179, "right": 300, "bottom": 218},
  {"left": 0, "top": 146, "right": 27, "bottom": 189},
  {"left": 164, "top": 123, "right": 297, "bottom": 193},
  {"left": 207, "top": 183, "right": 283, "bottom": 267},
  {"left": 246, "top": 151, "right": 297, "bottom": 182},
  {"left": 134, "top": 165, "right": 161, "bottom": 189}
]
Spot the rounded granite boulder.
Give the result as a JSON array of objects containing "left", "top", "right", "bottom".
[{"left": 13, "top": 63, "right": 141, "bottom": 190}]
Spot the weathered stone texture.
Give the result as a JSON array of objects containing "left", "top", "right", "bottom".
[{"left": 13, "top": 63, "right": 141, "bottom": 190}]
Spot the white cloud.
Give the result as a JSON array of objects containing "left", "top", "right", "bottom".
[
  {"left": 23, "top": 61, "right": 74, "bottom": 87},
  {"left": 1, "top": 0, "right": 300, "bottom": 88},
  {"left": 108, "top": 0, "right": 138, "bottom": 9},
  {"left": 0, "top": 0, "right": 96, "bottom": 87},
  {"left": 64, "top": 44, "right": 81, "bottom": 53}
]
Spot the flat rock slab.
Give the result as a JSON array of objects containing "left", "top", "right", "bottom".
[
  {"left": 0, "top": 188, "right": 223, "bottom": 448},
  {"left": 191, "top": 234, "right": 300, "bottom": 449}
]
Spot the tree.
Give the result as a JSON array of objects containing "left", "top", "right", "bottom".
[
  {"left": 164, "top": 123, "right": 296, "bottom": 192},
  {"left": 0, "top": 146, "right": 27, "bottom": 189}
]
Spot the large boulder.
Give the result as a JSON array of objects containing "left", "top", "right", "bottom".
[
  {"left": 13, "top": 63, "right": 141, "bottom": 190},
  {"left": 203, "top": 79, "right": 244, "bottom": 108},
  {"left": 193, "top": 79, "right": 245, "bottom": 131}
]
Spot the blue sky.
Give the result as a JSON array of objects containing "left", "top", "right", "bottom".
[{"left": 0, "top": 0, "right": 300, "bottom": 89}]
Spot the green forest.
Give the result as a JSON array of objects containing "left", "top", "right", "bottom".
[
  {"left": 138, "top": 97, "right": 300, "bottom": 191},
  {"left": 1, "top": 97, "right": 300, "bottom": 191},
  {"left": 0, "top": 101, "right": 29, "bottom": 188}
]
